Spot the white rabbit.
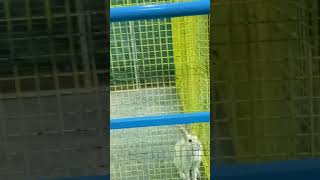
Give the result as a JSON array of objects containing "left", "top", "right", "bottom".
[{"left": 174, "top": 125, "right": 203, "bottom": 180}]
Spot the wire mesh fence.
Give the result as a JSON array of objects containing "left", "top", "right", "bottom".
[
  {"left": 111, "top": 124, "right": 209, "bottom": 180},
  {"left": 0, "top": 0, "right": 107, "bottom": 178},
  {"left": 212, "top": 0, "right": 320, "bottom": 166},
  {"left": 110, "top": 0, "right": 210, "bottom": 179}
]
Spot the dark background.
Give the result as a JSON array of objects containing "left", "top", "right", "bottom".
[
  {"left": 0, "top": 0, "right": 108, "bottom": 179},
  {"left": 212, "top": 0, "right": 320, "bottom": 167}
]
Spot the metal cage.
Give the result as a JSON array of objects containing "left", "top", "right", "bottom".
[
  {"left": 213, "top": 0, "right": 320, "bottom": 169},
  {"left": 0, "top": 0, "right": 107, "bottom": 179},
  {"left": 110, "top": 0, "right": 210, "bottom": 179}
]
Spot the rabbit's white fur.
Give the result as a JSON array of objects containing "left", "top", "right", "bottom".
[{"left": 174, "top": 125, "right": 203, "bottom": 180}]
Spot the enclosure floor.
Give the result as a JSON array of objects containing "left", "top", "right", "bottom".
[
  {"left": 0, "top": 90, "right": 106, "bottom": 178},
  {"left": 111, "top": 87, "right": 206, "bottom": 180},
  {"left": 111, "top": 87, "right": 181, "bottom": 118}
]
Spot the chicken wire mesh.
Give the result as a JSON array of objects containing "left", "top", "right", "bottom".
[
  {"left": 110, "top": 0, "right": 210, "bottom": 179},
  {"left": 212, "top": 0, "right": 320, "bottom": 166},
  {"left": 0, "top": 0, "right": 107, "bottom": 179}
]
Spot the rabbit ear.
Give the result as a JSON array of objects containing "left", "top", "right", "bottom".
[{"left": 177, "top": 125, "right": 189, "bottom": 138}]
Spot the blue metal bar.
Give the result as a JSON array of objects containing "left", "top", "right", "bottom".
[
  {"left": 111, "top": 112, "right": 210, "bottom": 129},
  {"left": 110, "top": 0, "right": 210, "bottom": 22},
  {"left": 213, "top": 159, "right": 320, "bottom": 180}
]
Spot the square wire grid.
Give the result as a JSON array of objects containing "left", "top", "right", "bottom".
[
  {"left": 111, "top": 124, "right": 209, "bottom": 180},
  {"left": 0, "top": 0, "right": 107, "bottom": 178},
  {"left": 110, "top": 17, "right": 181, "bottom": 118},
  {"left": 110, "top": 0, "right": 210, "bottom": 179},
  {"left": 212, "top": 0, "right": 320, "bottom": 165}
]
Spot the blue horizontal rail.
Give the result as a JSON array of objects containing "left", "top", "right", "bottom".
[
  {"left": 110, "top": 0, "right": 210, "bottom": 22},
  {"left": 111, "top": 112, "right": 210, "bottom": 129},
  {"left": 213, "top": 159, "right": 320, "bottom": 180}
]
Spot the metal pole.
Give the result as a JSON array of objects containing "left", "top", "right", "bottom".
[
  {"left": 110, "top": 112, "right": 210, "bottom": 129},
  {"left": 110, "top": 0, "right": 210, "bottom": 22}
]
